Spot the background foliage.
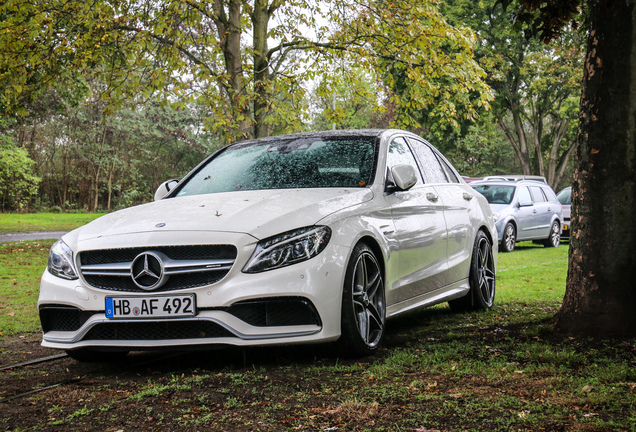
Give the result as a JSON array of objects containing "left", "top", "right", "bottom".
[{"left": 0, "top": 0, "right": 582, "bottom": 212}]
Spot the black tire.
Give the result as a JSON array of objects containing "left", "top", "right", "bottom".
[
  {"left": 66, "top": 349, "right": 129, "bottom": 363},
  {"left": 337, "top": 243, "right": 386, "bottom": 357},
  {"left": 543, "top": 221, "right": 561, "bottom": 248},
  {"left": 449, "top": 230, "right": 496, "bottom": 313},
  {"left": 500, "top": 222, "right": 516, "bottom": 252}
]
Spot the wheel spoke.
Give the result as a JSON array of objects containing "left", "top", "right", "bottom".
[
  {"left": 354, "top": 258, "right": 367, "bottom": 294},
  {"left": 358, "top": 313, "right": 369, "bottom": 343},
  {"left": 367, "top": 301, "right": 383, "bottom": 330},
  {"left": 366, "top": 267, "right": 381, "bottom": 298}
]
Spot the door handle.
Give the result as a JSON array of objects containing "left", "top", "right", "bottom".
[
  {"left": 426, "top": 193, "right": 439, "bottom": 202},
  {"left": 533, "top": 209, "right": 537, "bottom": 214},
  {"left": 463, "top": 193, "right": 473, "bottom": 201}
]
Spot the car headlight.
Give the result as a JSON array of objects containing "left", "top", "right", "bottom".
[
  {"left": 243, "top": 226, "right": 332, "bottom": 273},
  {"left": 47, "top": 240, "right": 78, "bottom": 280},
  {"left": 492, "top": 212, "right": 500, "bottom": 222}
]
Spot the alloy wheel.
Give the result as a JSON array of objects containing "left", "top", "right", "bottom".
[
  {"left": 476, "top": 236, "right": 496, "bottom": 307},
  {"left": 351, "top": 251, "right": 385, "bottom": 348}
]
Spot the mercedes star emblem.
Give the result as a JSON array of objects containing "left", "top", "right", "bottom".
[{"left": 131, "top": 252, "right": 167, "bottom": 290}]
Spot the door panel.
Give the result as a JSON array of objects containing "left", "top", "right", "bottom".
[
  {"left": 515, "top": 186, "right": 540, "bottom": 239},
  {"left": 434, "top": 183, "right": 476, "bottom": 283},
  {"left": 383, "top": 137, "right": 449, "bottom": 305},
  {"left": 384, "top": 185, "right": 449, "bottom": 303},
  {"left": 529, "top": 186, "right": 551, "bottom": 237}
]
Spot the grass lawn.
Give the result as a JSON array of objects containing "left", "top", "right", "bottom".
[
  {"left": 1, "top": 218, "right": 634, "bottom": 431},
  {"left": 0, "top": 212, "right": 102, "bottom": 234},
  {"left": 0, "top": 239, "right": 55, "bottom": 336}
]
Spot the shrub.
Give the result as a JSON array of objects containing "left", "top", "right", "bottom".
[{"left": 0, "top": 143, "right": 41, "bottom": 212}]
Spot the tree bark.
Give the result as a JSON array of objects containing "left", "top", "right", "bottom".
[
  {"left": 213, "top": 0, "right": 251, "bottom": 139},
  {"left": 252, "top": 0, "right": 270, "bottom": 139},
  {"left": 554, "top": 0, "right": 636, "bottom": 337}
]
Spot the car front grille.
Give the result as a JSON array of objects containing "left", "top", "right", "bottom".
[{"left": 78, "top": 245, "right": 237, "bottom": 292}]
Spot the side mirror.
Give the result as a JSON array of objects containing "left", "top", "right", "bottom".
[
  {"left": 518, "top": 199, "right": 533, "bottom": 207},
  {"left": 154, "top": 179, "right": 179, "bottom": 201},
  {"left": 390, "top": 164, "right": 417, "bottom": 191}
]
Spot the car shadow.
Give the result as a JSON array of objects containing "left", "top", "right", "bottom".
[{"left": 87, "top": 306, "right": 458, "bottom": 374}]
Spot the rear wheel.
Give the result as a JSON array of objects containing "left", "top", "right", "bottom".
[
  {"left": 543, "top": 221, "right": 561, "bottom": 248},
  {"left": 449, "top": 230, "right": 496, "bottom": 312},
  {"left": 500, "top": 222, "right": 516, "bottom": 252},
  {"left": 337, "top": 243, "right": 385, "bottom": 357}
]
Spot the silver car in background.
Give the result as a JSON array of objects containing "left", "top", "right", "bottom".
[
  {"left": 557, "top": 186, "right": 572, "bottom": 239},
  {"left": 471, "top": 180, "right": 562, "bottom": 252}
]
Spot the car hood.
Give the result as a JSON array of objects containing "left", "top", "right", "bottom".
[{"left": 67, "top": 188, "right": 374, "bottom": 243}]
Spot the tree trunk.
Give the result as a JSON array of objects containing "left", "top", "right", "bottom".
[
  {"left": 497, "top": 113, "right": 532, "bottom": 174},
  {"left": 213, "top": 0, "right": 252, "bottom": 140},
  {"left": 554, "top": 0, "right": 636, "bottom": 337},
  {"left": 252, "top": 0, "right": 271, "bottom": 139},
  {"left": 92, "top": 164, "right": 101, "bottom": 212},
  {"left": 107, "top": 166, "right": 113, "bottom": 211},
  {"left": 548, "top": 118, "right": 574, "bottom": 187}
]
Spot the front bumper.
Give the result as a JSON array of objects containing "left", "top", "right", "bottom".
[
  {"left": 561, "top": 219, "right": 570, "bottom": 239},
  {"left": 38, "top": 234, "right": 350, "bottom": 351}
]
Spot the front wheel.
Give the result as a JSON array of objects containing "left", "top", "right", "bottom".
[
  {"left": 449, "top": 230, "right": 496, "bottom": 313},
  {"left": 543, "top": 221, "right": 561, "bottom": 248},
  {"left": 500, "top": 222, "right": 516, "bottom": 252},
  {"left": 337, "top": 243, "right": 386, "bottom": 357}
]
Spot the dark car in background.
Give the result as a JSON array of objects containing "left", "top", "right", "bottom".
[
  {"left": 557, "top": 186, "right": 572, "bottom": 239},
  {"left": 471, "top": 180, "right": 562, "bottom": 252}
]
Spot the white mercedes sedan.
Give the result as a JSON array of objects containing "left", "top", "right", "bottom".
[{"left": 39, "top": 129, "right": 497, "bottom": 361}]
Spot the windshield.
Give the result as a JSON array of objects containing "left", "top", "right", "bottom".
[
  {"left": 472, "top": 184, "right": 516, "bottom": 205},
  {"left": 176, "top": 137, "right": 377, "bottom": 197}
]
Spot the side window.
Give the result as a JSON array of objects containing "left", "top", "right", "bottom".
[
  {"left": 517, "top": 186, "right": 532, "bottom": 204},
  {"left": 406, "top": 138, "right": 447, "bottom": 183},
  {"left": 387, "top": 137, "right": 423, "bottom": 186},
  {"left": 437, "top": 156, "right": 460, "bottom": 183},
  {"left": 543, "top": 187, "right": 558, "bottom": 202},
  {"left": 529, "top": 186, "right": 547, "bottom": 203}
]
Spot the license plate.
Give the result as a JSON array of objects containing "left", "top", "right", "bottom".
[{"left": 106, "top": 294, "right": 196, "bottom": 319}]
